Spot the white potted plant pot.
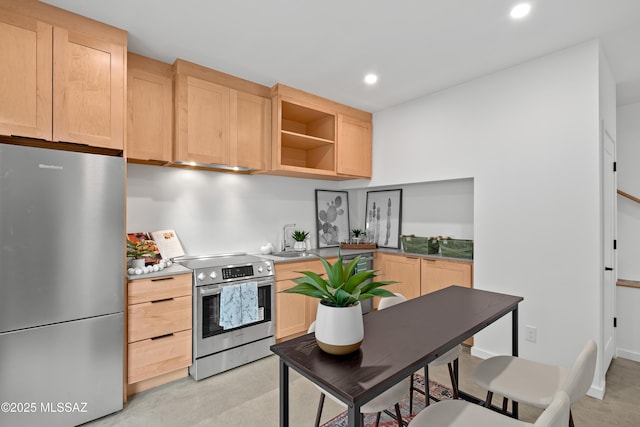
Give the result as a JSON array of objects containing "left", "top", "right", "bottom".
[
  {"left": 314, "top": 301, "right": 364, "bottom": 355},
  {"left": 293, "top": 241, "right": 306, "bottom": 251}
]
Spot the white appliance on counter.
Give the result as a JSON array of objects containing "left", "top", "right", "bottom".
[{"left": 177, "top": 254, "right": 275, "bottom": 381}]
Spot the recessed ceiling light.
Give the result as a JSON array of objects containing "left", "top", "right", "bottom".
[
  {"left": 364, "top": 73, "right": 378, "bottom": 85},
  {"left": 510, "top": 3, "right": 531, "bottom": 19}
]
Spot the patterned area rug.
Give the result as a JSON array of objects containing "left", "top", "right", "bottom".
[{"left": 320, "top": 374, "right": 454, "bottom": 427}]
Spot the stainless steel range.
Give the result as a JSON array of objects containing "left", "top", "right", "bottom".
[{"left": 178, "top": 254, "right": 275, "bottom": 381}]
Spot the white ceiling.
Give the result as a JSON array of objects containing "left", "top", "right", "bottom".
[{"left": 44, "top": 0, "right": 640, "bottom": 112}]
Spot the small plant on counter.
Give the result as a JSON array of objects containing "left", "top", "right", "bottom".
[
  {"left": 351, "top": 228, "right": 365, "bottom": 244},
  {"left": 291, "top": 230, "right": 310, "bottom": 242},
  {"left": 351, "top": 228, "right": 364, "bottom": 238},
  {"left": 281, "top": 252, "right": 396, "bottom": 307}
]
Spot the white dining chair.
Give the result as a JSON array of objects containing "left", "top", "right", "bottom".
[
  {"left": 409, "top": 390, "right": 570, "bottom": 427},
  {"left": 472, "top": 339, "right": 597, "bottom": 427},
  {"left": 308, "top": 321, "right": 409, "bottom": 427},
  {"left": 377, "top": 293, "right": 462, "bottom": 413}
]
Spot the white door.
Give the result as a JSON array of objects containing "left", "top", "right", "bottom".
[{"left": 602, "top": 124, "right": 616, "bottom": 373}]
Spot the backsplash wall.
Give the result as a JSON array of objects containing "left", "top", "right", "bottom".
[
  {"left": 347, "top": 178, "right": 474, "bottom": 243},
  {"left": 127, "top": 163, "right": 330, "bottom": 255},
  {"left": 127, "top": 164, "right": 474, "bottom": 255}
]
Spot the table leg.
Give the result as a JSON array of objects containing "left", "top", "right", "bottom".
[
  {"left": 347, "top": 403, "right": 362, "bottom": 427},
  {"left": 512, "top": 306, "right": 519, "bottom": 418},
  {"left": 279, "top": 359, "right": 289, "bottom": 427}
]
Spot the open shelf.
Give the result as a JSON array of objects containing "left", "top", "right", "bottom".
[
  {"left": 276, "top": 99, "right": 336, "bottom": 172},
  {"left": 280, "top": 143, "right": 335, "bottom": 172},
  {"left": 281, "top": 101, "right": 335, "bottom": 141},
  {"left": 281, "top": 130, "right": 333, "bottom": 150}
]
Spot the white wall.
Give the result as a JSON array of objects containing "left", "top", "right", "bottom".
[
  {"left": 347, "top": 179, "right": 474, "bottom": 241},
  {"left": 616, "top": 101, "right": 640, "bottom": 361},
  {"left": 128, "top": 164, "right": 474, "bottom": 254},
  {"left": 616, "top": 102, "right": 640, "bottom": 279},
  {"left": 367, "top": 41, "right": 604, "bottom": 394},
  {"left": 127, "top": 164, "right": 339, "bottom": 254}
]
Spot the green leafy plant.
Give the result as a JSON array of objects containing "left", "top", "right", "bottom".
[
  {"left": 291, "top": 230, "right": 310, "bottom": 242},
  {"left": 281, "top": 252, "right": 396, "bottom": 307},
  {"left": 127, "top": 239, "right": 159, "bottom": 259},
  {"left": 351, "top": 228, "right": 364, "bottom": 238}
]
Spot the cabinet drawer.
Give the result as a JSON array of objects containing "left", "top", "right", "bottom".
[
  {"left": 128, "top": 274, "right": 192, "bottom": 305},
  {"left": 274, "top": 258, "right": 333, "bottom": 281},
  {"left": 128, "top": 295, "right": 192, "bottom": 343},
  {"left": 127, "top": 329, "right": 192, "bottom": 384}
]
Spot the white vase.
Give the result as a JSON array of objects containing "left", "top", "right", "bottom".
[
  {"left": 293, "top": 241, "right": 306, "bottom": 251},
  {"left": 315, "top": 301, "right": 364, "bottom": 355},
  {"left": 131, "top": 258, "right": 146, "bottom": 269}
]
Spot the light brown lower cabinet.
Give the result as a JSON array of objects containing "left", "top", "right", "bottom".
[
  {"left": 420, "top": 258, "right": 472, "bottom": 295},
  {"left": 375, "top": 252, "right": 474, "bottom": 344},
  {"left": 421, "top": 258, "right": 473, "bottom": 345},
  {"left": 374, "top": 252, "right": 422, "bottom": 306},
  {"left": 126, "top": 273, "right": 192, "bottom": 395},
  {"left": 275, "top": 258, "right": 334, "bottom": 341}
]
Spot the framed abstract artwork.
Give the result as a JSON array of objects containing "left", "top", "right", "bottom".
[{"left": 365, "top": 189, "right": 403, "bottom": 248}]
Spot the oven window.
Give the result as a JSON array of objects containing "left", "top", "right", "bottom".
[{"left": 201, "top": 285, "right": 272, "bottom": 338}]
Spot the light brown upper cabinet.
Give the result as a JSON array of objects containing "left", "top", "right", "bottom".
[
  {"left": 230, "top": 90, "right": 270, "bottom": 170},
  {"left": 0, "top": 4, "right": 126, "bottom": 150},
  {"left": 337, "top": 114, "right": 372, "bottom": 178},
  {"left": 0, "top": 11, "right": 52, "bottom": 140},
  {"left": 53, "top": 27, "right": 124, "bottom": 149},
  {"left": 127, "top": 53, "right": 173, "bottom": 163},
  {"left": 173, "top": 59, "right": 270, "bottom": 171},
  {"left": 270, "top": 84, "right": 372, "bottom": 180}
]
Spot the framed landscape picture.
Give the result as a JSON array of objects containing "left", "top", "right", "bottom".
[
  {"left": 315, "top": 190, "right": 350, "bottom": 248},
  {"left": 365, "top": 189, "right": 403, "bottom": 248}
]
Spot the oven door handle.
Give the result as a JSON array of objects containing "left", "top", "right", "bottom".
[{"left": 200, "top": 287, "right": 222, "bottom": 297}]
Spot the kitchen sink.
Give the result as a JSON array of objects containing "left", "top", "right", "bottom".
[{"left": 271, "top": 251, "right": 316, "bottom": 258}]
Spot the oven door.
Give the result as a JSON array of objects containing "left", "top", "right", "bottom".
[{"left": 194, "top": 277, "right": 274, "bottom": 359}]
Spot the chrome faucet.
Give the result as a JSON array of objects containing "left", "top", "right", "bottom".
[{"left": 282, "top": 223, "right": 296, "bottom": 251}]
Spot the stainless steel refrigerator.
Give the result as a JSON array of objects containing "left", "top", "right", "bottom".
[{"left": 0, "top": 143, "right": 125, "bottom": 426}]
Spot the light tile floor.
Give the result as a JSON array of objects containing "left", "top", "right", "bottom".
[{"left": 85, "top": 347, "right": 640, "bottom": 426}]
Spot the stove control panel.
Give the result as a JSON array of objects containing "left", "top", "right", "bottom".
[{"left": 192, "top": 259, "right": 274, "bottom": 285}]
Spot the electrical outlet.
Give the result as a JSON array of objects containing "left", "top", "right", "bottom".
[{"left": 525, "top": 325, "right": 537, "bottom": 343}]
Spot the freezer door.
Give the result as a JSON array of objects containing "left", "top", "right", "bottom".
[
  {"left": 0, "top": 313, "right": 124, "bottom": 427},
  {"left": 0, "top": 143, "right": 125, "bottom": 333}
]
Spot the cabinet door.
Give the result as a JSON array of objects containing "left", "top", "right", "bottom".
[
  {"left": 0, "top": 12, "right": 52, "bottom": 140},
  {"left": 337, "top": 114, "right": 372, "bottom": 178},
  {"left": 375, "top": 253, "right": 421, "bottom": 305},
  {"left": 421, "top": 258, "right": 473, "bottom": 344},
  {"left": 174, "top": 74, "right": 230, "bottom": 164},
  {"left": 275, "top": 279, "right": 309, "bottom": 340},
  {"left": 230, "top": 89, "right": 270, "bottom": 170},
  {"left": 127, "top": 56, "right": 173, "bottom": 162},
  {"left": 420, "top": 259, "right": 472, "bottom": 295},
  {"left": 52, "top": 27, "right": 124, "bottom": 149}
]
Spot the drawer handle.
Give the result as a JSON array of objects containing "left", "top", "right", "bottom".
[
  {"left": 151, "top": 277, "right": 175, "bottom": 282},
  {"left": 151, "top": 298, "right": 174, "bottom": 304},
  {"left": 151, "top": 333, "right": 174, "bottom": 340}
]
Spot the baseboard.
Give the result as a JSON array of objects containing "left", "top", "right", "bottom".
[
  {"left": 469, "top": 345, "right": 495, "bottom": 360},
  {"left": 127, "top": 368, "right": 188, "bottom": 396},
  {"left": 588, "top": 382, "right": 605, "bottom": 400},
  {"left": 616, "top": 348, "right": 640, "bottom": 362}
]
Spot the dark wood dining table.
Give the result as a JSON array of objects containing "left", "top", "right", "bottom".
[{"left": 270, "top": 285, "right": 523, "bottom": 427}]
